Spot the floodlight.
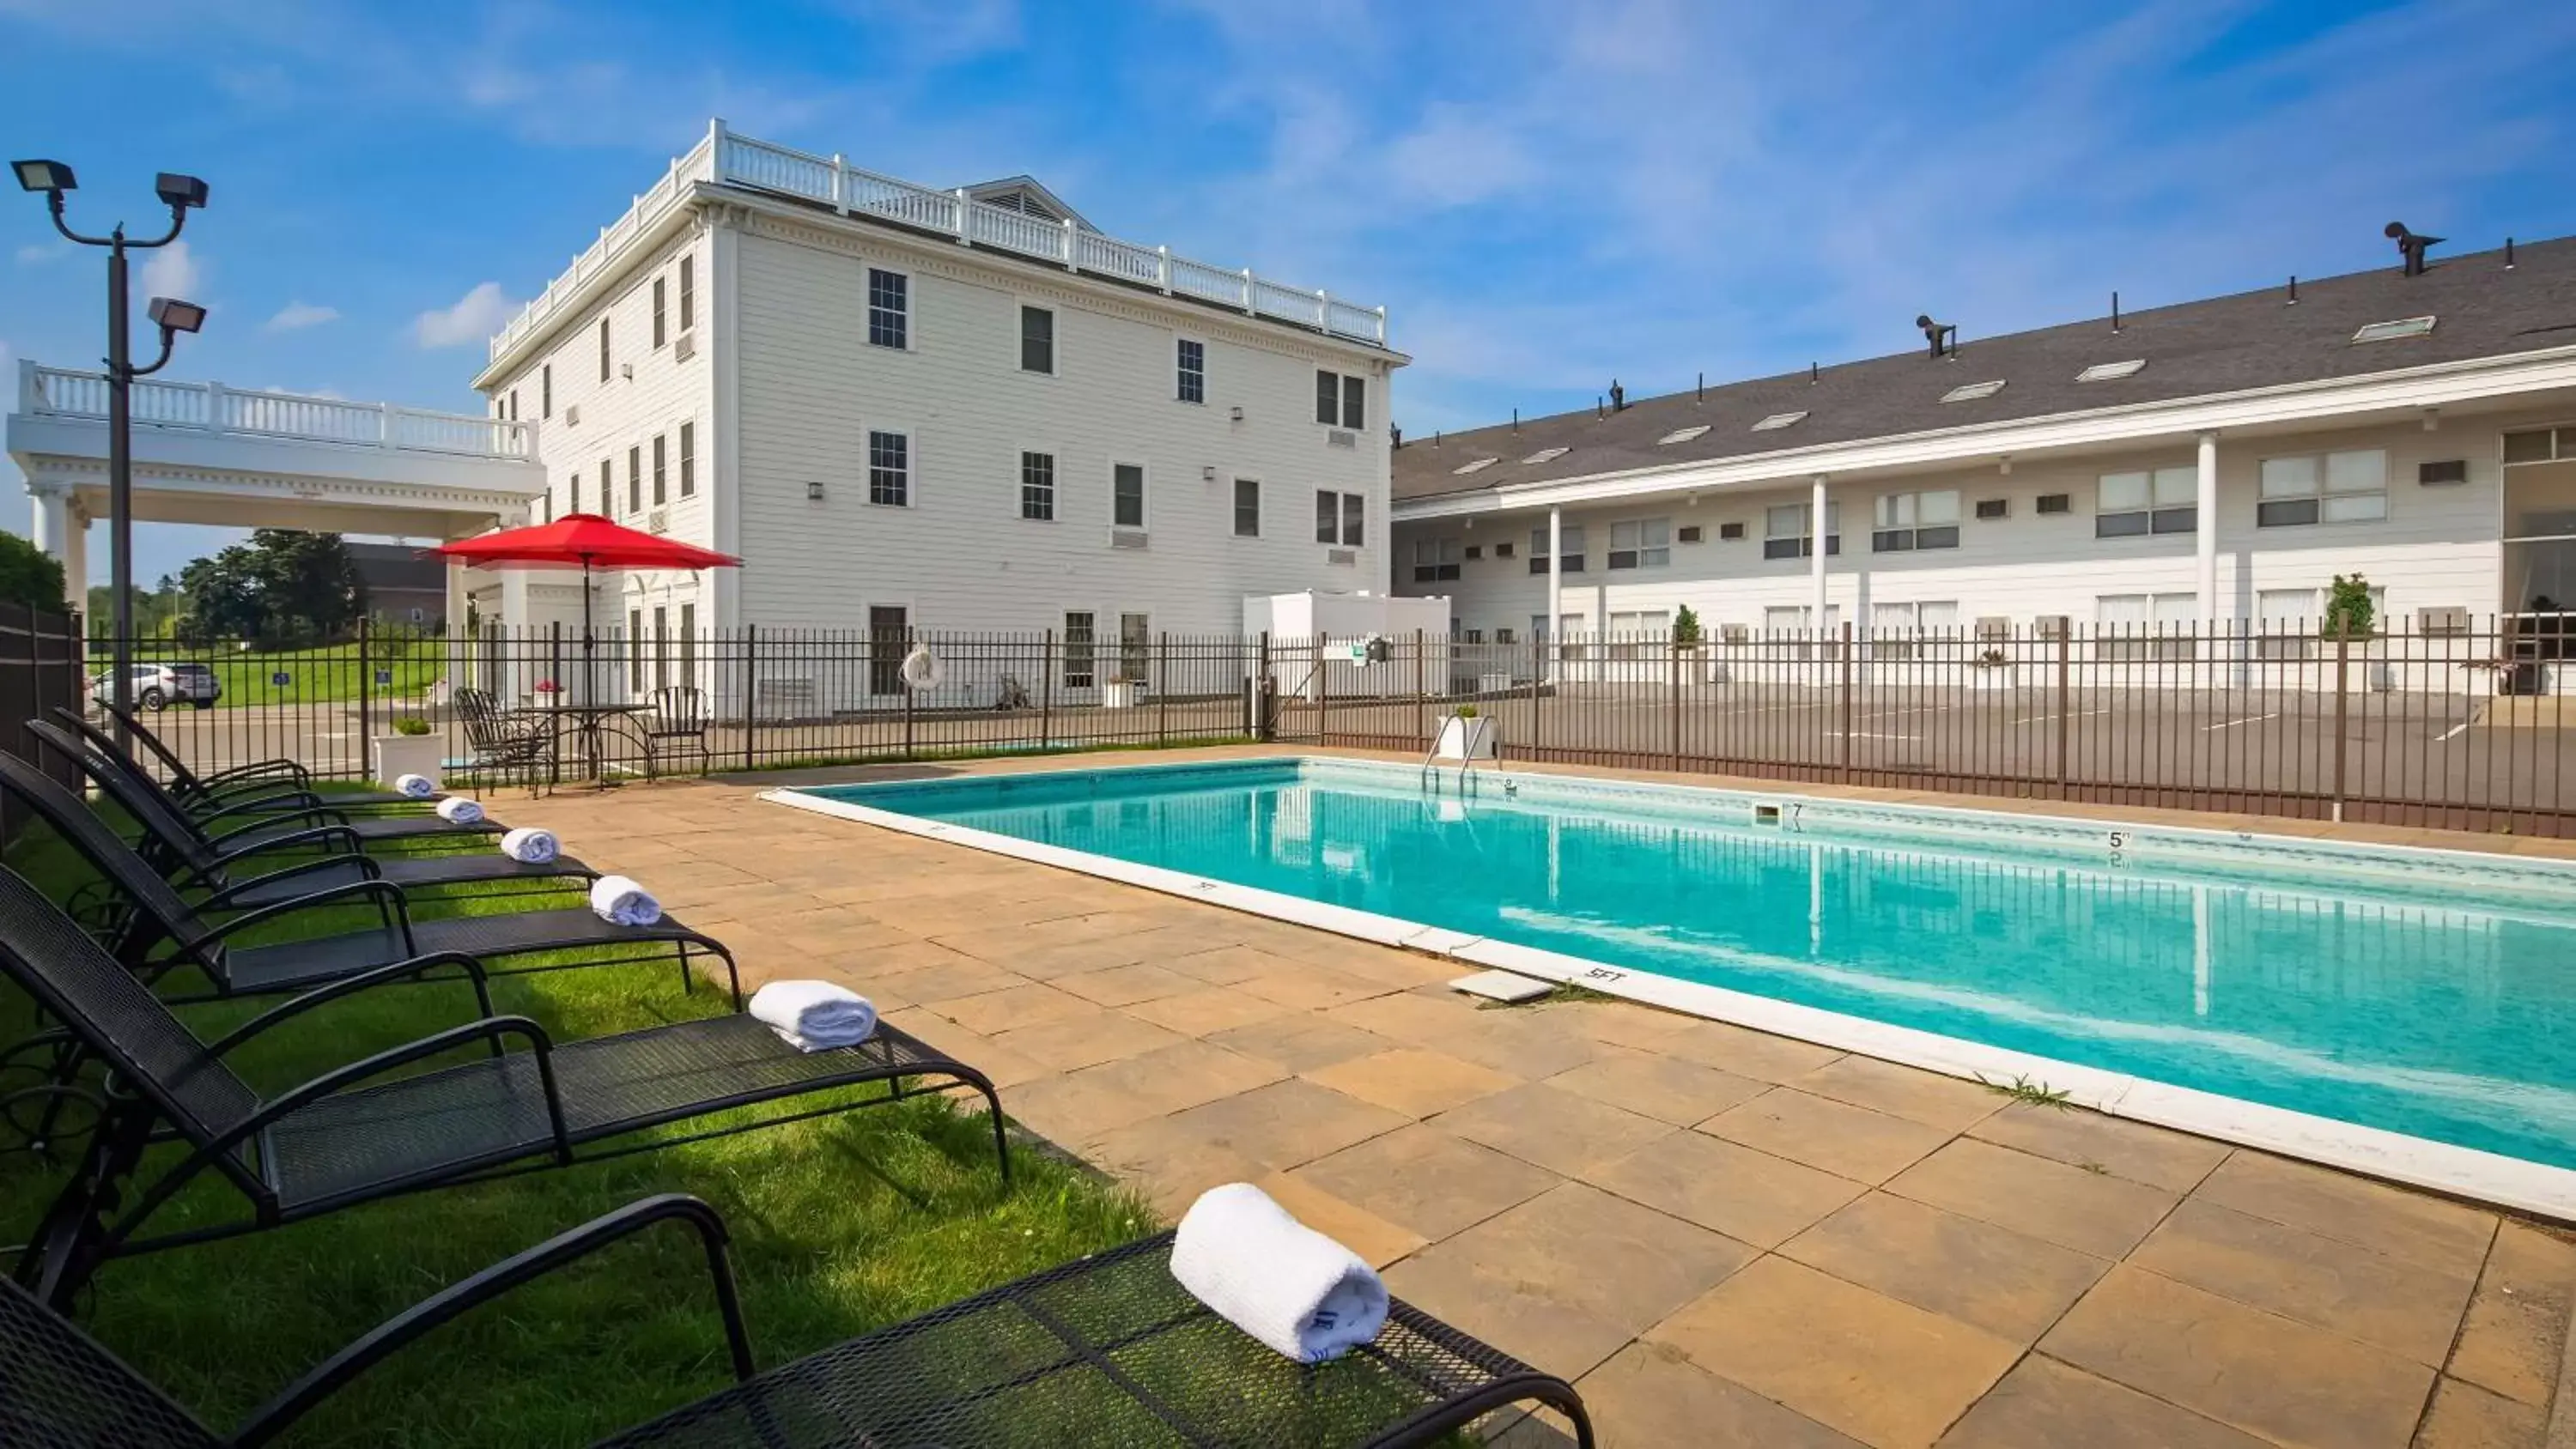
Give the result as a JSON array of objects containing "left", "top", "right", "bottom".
[
  {"left": 12, "top": 159, "right": 75, "bottom": 193},
  {"left": 147, "top": 296, "right": 207, "bottom": 334}
]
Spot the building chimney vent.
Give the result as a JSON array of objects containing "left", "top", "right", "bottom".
[
  {"left": 1608, "top": 379, "right": 1626, "bottom": 411},
  {"left": 1917, "top": 314, "right": 1957, "bottom": 359},
  {"left": 2386, "top": 221, "right": 2443, "bottom": 276}
]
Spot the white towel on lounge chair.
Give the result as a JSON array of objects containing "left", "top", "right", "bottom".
[
  {"left": 434, "top": 796, "right": 484, "bottom": 825},
  {"left": 1170, "top": 1183, "right": 1388, "bottom": 1363},
  {"left": 394, "top": 773, "right": 436, "bottom": 799},
  {"left": 748, "top": 980, "right": 878, "bottom": 1052},
  {"left": 588, "top": 875, "right": 661, "bottom": 927},
  {"left": 498, "top": 827, "right": 559, "bottom": 864}
]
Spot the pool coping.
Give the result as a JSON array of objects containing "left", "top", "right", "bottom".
[{"left": 762, "top": 758, "right": 2576, "bottom": 1223}]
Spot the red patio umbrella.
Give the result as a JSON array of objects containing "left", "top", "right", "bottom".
[{"left": 429, "top": 513, "right": 741, "bottom": 700}]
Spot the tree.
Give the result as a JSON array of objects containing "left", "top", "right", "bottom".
[
  {"left": 0, "top": 530, "right": 66, "bottom": 614},
  {"left": 177, "top": 530, "right": 369, "bottom": 646},
  {"left": 1672, "top": 603, "right": 1702, "bottom": 646},
  {"left": 2323, "top": 573, "right": 2376, "bottom": 639}
]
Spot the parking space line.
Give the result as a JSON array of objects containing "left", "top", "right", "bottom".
[
  {"left": 2011, "top": 708, "right": 2111, "bottom": 727},
  {"left": 2437, "top": 721, "right": 2471, "bottom": 743},
  {"left": 2202, "top": 712, "right": 2281, "bottom": 733}
]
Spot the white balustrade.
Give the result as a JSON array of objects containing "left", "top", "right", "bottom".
[
  {"left": 23, "top": 366, "right": 533, "bottom": 459},
  {"left": 484, "top": 121, "right": 1390, "bottom": 362}
]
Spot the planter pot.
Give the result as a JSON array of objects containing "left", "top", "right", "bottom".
[
  {"left": 1433, "top": 714, "right": 1497, "bottom": 761},
  {"left": 374, "top": 733, "right": 444, "bottom": 790},
  {"left": 1100, "top": 680, "right": 1139, "bottom": 710}
]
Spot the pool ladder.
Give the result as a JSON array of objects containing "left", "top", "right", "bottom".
[{"left": 1420, "top": 720, "right": 1492, "bottom": 794}]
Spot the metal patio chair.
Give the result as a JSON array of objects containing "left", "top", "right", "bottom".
[
  {"left": 0, "top": 757, "right": 739, "bottom": 1008},
  {"left": 0, "top": 868, "right": 1008, "bottom": 1311},
  {"left": 82, "top": 701, "right": 441, "bottom": 814},
  {"left": 455, "top": 686, "right": 561, "bottom": 791},
  {"left": 0, "top": 1191, "right": 1593, "bottom": 1448},
  {"left": 644, "top": 685, "right": 712, "bottom": 776}
]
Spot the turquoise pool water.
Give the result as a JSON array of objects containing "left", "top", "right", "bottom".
[{"left": 804, "top": 760, "right": 2576, "bottom": 1172}]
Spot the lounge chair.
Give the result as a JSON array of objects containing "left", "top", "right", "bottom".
[
  {"left": 0, "top": 758, "right": 739, "bottom": 1008},
  {"left": 0, "top": 868, "right": 1008, "bottom": 1309},
  {"left": 0, "top": 1192, "right": 1593, "bottom": 1447},
  {"left": 81, "top": 701, "right": 441, "bottom": 814}
]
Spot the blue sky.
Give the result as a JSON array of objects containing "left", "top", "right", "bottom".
[{"left": 5, "top": 0, "right": 2574, "bottom": 587}]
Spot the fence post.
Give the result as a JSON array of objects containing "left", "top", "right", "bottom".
[
  {"left": 1838, "top": 620, "right": 1855, "bottom": 784},
  {"left": 1668, "top": 630, "right": 1682, "bottom": 771},
  {"left": 1414, "top": 630, "right": 1427, "bottom": 749},
  {"left": 742, "top": 623, "right": 757, "bottom": 771},
  {"left": 1157, "top": 632, "right": 1170, "bottom": 746},
  {"left": 2055, "top": 625, "right": 2072, "bottom": 800},
  {"left": 2332, "top": 616, "right": 2351, "bottom": 822},
  {"left": 355, "top": 615, "right": 374, "bottom": 778},
  {"left": 902, "top": 646, "right": 916, "bottom": 761},
  {"left": 1038, "top": 629, "right": 1054, "bottom": 750},
  {"left": 1319, "top": 633, "right": 1332, "bottom": 745}
]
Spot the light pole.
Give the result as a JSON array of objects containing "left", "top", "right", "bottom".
[{"left": 11, "top": 159, "right": 209, "bottom": 739}]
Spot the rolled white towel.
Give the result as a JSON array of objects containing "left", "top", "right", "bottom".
[
  {"left": 434, "top": 797, "right": 484, "bottom": 825},
  {"left": 1170, "top": 1183, "right": 1388, "bottom": 1363},
  {"left": 749, "top": 979, "right": 878, "bottom": 1052},
  {"left": 588, "top": 874, "right": 662, "bottom": 927},
  {"left": 498, "top": 827, "right": 559, "bottom": 865},
  {"left": 394, "top": 773, "right": 436, "bottom": 799}
]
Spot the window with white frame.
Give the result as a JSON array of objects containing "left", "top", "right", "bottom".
[
  {"left": 1020, "top": 306, "right": 1054, "bottom": 374},
  {"left": 1120, "top": 613, "right": 1151, "bottom": 682},
  {"left": 598, "top": 317, "right": 611, "bottom": 383},
  {"left": 652, "top": 433, "right": 667, "bottom": 505},
  {"left": 628, "top": 446, "right": 642, "bottom": 513},
  {"left": 2095, "top": 592, "right": 2198, "bottom": 660},
  {"left": 678, "top": 256, "right": 694, "bottom": 331},
  {"left": 869, "top": 431, "right": 910, "bottom": 506},
  {"left": 1607, "top": 518, "right": 1671, "bottom": 569},
  {"left": 1177, "top": 339, "right": 1205, "bottom": 404},
  {"left": 1062, "top": 611, "right": 1096, "bottom": 688},
  {"left": 596, "top": 456, "right": 611, "bottom": 513},
  {"left": 541, "top": 365, "right": 551, "bottom": 419},
  {"left": 868, "top": 269, "right": 908, "bottom": 349},
  {"left": 1021, "top": 452, "right": 1055, "bottom": 520},
  {"left": 1869, "top": 600, "right": 1959, "bottom": 658},
  {"left": 1342, "top": 492, "right": 1364, "bottom": 547},
  {"left": 1528, "top": 524, "right": 1587, "bottom": 574},
  {"left": 1113, "top": 463, "right": 1145, "bottom": 528},
  {"left": 1607, "top": 609, "right": 1669, "bottom": 659},
  {"left": 1315, "top": 370, "right": 1365, "bottom": 428},
  {"left": 2258, "top": 449, "right": 2387, "bottom": 527},
  {"left": 653, "top": 276, "right": 667, "bottom": 349},
  {"left": 1233, "top": 478, "right": 1260, "bottom": 537},
  {"left": 2097, "top": 467, "right": 2196, "bottom": 537},
  {"left": 2255, "top": 587, "right": 2318, "bottom": 659},
  {"left": 1314, "top": 491, "right": 1363, "bottom": 547},
  {"left": 1871, "top": 491, "right": 1960, "bottom": 551},
  {"left": 1764, "top": 501, "right": 1840, "bottom": 559},
  {"left": 1412, "top": 537, "right": 1462, "bottom": 583}
]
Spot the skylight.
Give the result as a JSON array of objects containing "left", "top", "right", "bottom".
[
  {"left": 2077, "top": 359, "right": 2147, "bottom": 382},
  {"left": 1658, "top": 425, "right": 1711, "bottom": 445},
  {"left": 1522, "top": 446, "right": 1569, "bottom": 464},
  {"left": 1941, "top": 379, "right": 2008, "bottom": 403},
  {"left": 1453, "top": 458, "right": 1498, "bottom": 476},
  {"left": 1751, "top": 411, "right": 1807, "bottom": 431},
  {"left": 2352, "top": 316, "right": 2436, "bottom": 343}
]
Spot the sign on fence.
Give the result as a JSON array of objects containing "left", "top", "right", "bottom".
[
  {"left": 375, "top": 670, "right": 393, "bottom": 686},
  {"left": 270, "top": 671, "right": 291, "bottom": 688}
]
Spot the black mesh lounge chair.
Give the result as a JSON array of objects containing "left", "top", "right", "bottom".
[
  {"left": 0, "top": 870, "right": 1007, "bottom": 1309},
  {"left": 0, "top": 1194, "right": 1594, "bottom": 1449},
  {"left": 80, "top": 701, "right": 441, "bottom": 813},
  {"left": 0, "top": 757, "right": 739, "bottom": 1008},
  {"left": 31, "top": 718, "right": 502, "bottom": 852}
]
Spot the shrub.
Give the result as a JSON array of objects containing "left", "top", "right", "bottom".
[
  {"left": 2322, "top": 573, "right": 2376, "bottom": 638},
  {"left": 1673, "top": 604, "right": 1703, "bottom": 646},
  {"left": 392, "top": 717, "right": 432, "bottom": 737},
  {"left": 0, "top": 530, "right": 66, "bottom": 614}
]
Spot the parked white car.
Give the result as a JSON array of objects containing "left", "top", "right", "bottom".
[{"left": 88, "top": 661, "right": 222, "bottom": 712}]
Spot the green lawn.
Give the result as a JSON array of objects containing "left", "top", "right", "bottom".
[
  {"left": 0, "top": 816, "right": 1152, "bottom": 1446},
  {"left": 111, "top": 640, "right": 447, "bottom": 710}
]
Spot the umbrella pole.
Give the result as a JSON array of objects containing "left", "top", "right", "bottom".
[{"left": 581, "top": 557, "right": 597, "bottom": 706}]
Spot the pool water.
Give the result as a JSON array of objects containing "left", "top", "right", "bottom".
[{"left": 805, "top": 760, "right": 2576, "bottom": 1172}]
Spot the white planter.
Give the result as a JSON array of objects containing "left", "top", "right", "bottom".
[
  {"left": 374, "top": 732, "right": 444, "bottom": 790},
  {"left": 1433, "top": 714, "right": 1497, "bottom": 761},
  {"left": 1100, "top": 680, "right": 1139, "bottom": 709}
]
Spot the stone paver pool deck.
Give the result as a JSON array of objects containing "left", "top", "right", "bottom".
[{"left": 513, "top": 753, "right": 2576, "bottom": 1449}]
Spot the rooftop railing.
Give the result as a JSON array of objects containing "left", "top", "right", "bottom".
[
  {"left": 16, "top": 361, "right": 535, "bottom": 460},
  {"left": 485, "top": 119, "right": 1389, "bottom": 364}
]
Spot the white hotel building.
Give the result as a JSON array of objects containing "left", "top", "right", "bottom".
[
  {"left": 1388, "top": 237, "right": 2576, "bottom": 666},
  {"left": 468, "top": 120, "right": 1405, "bottom": 658}
]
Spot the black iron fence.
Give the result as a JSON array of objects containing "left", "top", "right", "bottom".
[
  {"left": 57, "top": 616, "right": 2576, "bottom": 837},
  {"left": 0, "top": 603, "right": 83, "bottom": 842}
]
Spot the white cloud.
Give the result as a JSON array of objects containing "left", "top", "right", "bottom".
[
  {"left": 14, "top": 241, "right": 66, "bottom": 264},
  {"left": 411, "top": 282, "right": 519, "bottom": 349},
  {"left": 264, "top": 300, "right": 340, "bottom": 333},
  {"left": 137, "top": 239, "right": 201, "bottom": 300}
]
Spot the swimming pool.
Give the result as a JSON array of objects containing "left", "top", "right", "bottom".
[{"left": 774, "top": 756, "right": 2576, "bottom": 1211}]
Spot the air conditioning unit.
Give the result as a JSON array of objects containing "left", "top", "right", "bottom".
[
  {"left": 2036, "top": 493, "right": 2071, "bottom": 514},
  {"left": 1327, "top": 430, "right": 1357, "bottom": 449},
  {"left": 1717, "top": 521, "right": 1746, "bottom": 540},
  {"left": 2033, "top": 615, "right": 2069, "bottom": 640},
  {"left": 2418, "top": 458, "right": 2467, "bottom": 487},
  {"left": 647, "top": 508, "right": 669, "bottom": 534},
  {"left": 1327, "top": 548, "right": 1357, "bottom": 566},
  {"left": 1494, "top": 541, "right": 1516, "bottom": 558},
  {"left": 564, "top": 404, "right": 581, "bottom": 427},
  {"left": 2418, "top": 605, "right": 2470, "bottom": 634},
  {"left": 1464, "top": 544, "right": 1482, "bottom": 559},
  {"left": 1676, "top": 524, "right": 1704, "bottom": 543},
  {"left": 1110, "top": 530, "right": 1149, "bottom": 550},
  {"left": 1976, "top": 615, "right": 2014, "bottom": 639},
  {"left": 1975, "top": 498, "right": 2009, "bottom": 519},
  {"left": 674, "top": 331, "right": 697, "bottom": 362},
  {"left": 1719, "top": 622, "right": 1749, "bottom": 644}
]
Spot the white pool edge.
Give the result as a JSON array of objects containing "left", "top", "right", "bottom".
[{"left": 762, "top": 779, "right": 2576, "bottom": 1223}]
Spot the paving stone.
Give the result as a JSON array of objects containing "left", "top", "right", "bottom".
[
  {"left": 1541, "top": 1049, "right": 1770, "bottom": 1125},
  {"left": 872, "top": 1008, "right": 1052, "bottom": 1088},
  {"left": 1966, "top": 1101, "right": 2232, "bottom": 1194},
  {"left": 1577, "top": 1343, "right": 1864, "bottom": 1448},
  {"left": 1163, "top": 944, "right": 1298, "bottom": 985},
  {"left": 1649, "top": 1255, "right": 2020, "bottom": 1449},
  {"left": 986, "top": 1009, "right": 1186, "bottom": 1074},
  {"left": 2127, "top": 1198, "right": 2478, "bottom": 1366},
  {"left": 1886, "top": 1138, "right": 2178, "bottom": 1259},
  {"left": 1158, "top": 1078, "right": 1409, "bottom": 1172},
  {"left": 1231, "top": 962, "right": 1391, "bottom": 1011},
  {"left": 1085, "top": 1113, "right": 1267, "bottom": 1219},
  {"left": 1587, "top": 1130, "right": 1863, "bottom": 1250},
  {"left": 1248, "top": 1171, "right": 1425, "bottom": 1269},
  {"left": 1793, "top": 1055, "right": 2005, "bottom": 1132},
  {"left": 2190, "top": 1152, "right": 2497, "bottom": 1280},
  {"left": 2040, "top": 1264, "right": 2437, "bottom": 1449},
  {"left": 1286, "top": 1125, "right": 1561, "bottom": 1242},
  {"left": 932, "top": 982, "right": 1099, "bottom": 1035},
  {"left": 2446, "top": 1220, "right": 2576, "bottom": 1406},
  {"left": 1122, "top": 986, "right": 1297, "bottom": 1036},
  {"left": 1935, "top": 1355, "right": 2270, "bottom": 1448},
  {"left": 2414, "top": 1375, "right": 2546, "bottom": 1449},
  {"left": 1783, "top": 1192, "right": 2111, "bottom": 1344},
  {"left": 1201, "top": 1013, "right": 1397, "bottom": 1073},
  {"left": 1433, "top": 1082, "right": 1679, "bottom": 1178},
  {"left": 1002, "top": 1040, "right": 1283, "bottom": 1150},
  {"left": 1703, "top": 1088, "right": 1955, "bottom": 1185},
  {"left": 866, "top": 956, "right": 1033, "bottom": 1005},
  {"left": 1382, "top": 1184, "right": 1753, "bottom": 1378},
  {"left": 1640, "top": 1016, "right": 1848, "bottom": 1082},
  {"left": 1304, "top": 1048, "right": 1522, "bottom": 1119},
  {"left": 1049, "top": 961, "right": 1203, "bottom": 1007}
]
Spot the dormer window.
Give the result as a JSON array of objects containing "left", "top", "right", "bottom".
[{"left": 2352, "top": 316, "right": 2435, "bottom": 343}]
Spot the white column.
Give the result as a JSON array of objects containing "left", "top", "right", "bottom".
[
  {"left": 1546, "top": 505, "right": 1564, "bottom": 683},
  {"left": 61, "top": 503, "right": 88, "bottom": 614},
  {"left": 29, "top": 485, "right": 76, "bottom": 609},
  {"left": 1809, "top": 476, "right": 1830, "bottom": 628},
  {"left": 2196, "top": 431, "right": 2220, "bottom": 622}
]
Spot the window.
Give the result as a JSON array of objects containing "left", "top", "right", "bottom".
[
  {"left": 1314, "top": 370, "right": 1366, "bottom": 427},
  {"left": 2258, "top": 449, "right": 2387, "bottom": 527},
  {"left": 868, "top": 606, "right": 909, "bottom": 695},
  {"left": 1607, "top": 518, "right": 1670, "bottom": 569},
  {"left": 569, "top": 471, "right": 583, "bottom": 513},
  {"left": 1658, "top": 425, "right": 1710, "bottom": 445},
  {"left": 1113, "top": 463, "right": 1145, "bottom": 528},
  {"left": 2096, "top": 593, "right": 2198, "bottom": 660},
  {"left": 1233, "top": 478, "right": 1260, "bottom": 537},
  {"left": 543, "top": 492, "right": 554, "bottom": 524},
  {"left": 1176, "top": 339, "right": 1205, "bottom": 403},
  {"left": 652, "top": 433, "right": 667, "bottom": 505},
  {"left": 598, "top": 318, "right": 611, "bottom": 382},
  {"left": 507, "top": 390, "right": 519, "bottom": 421},
  {"left": 653, "top": 606, "right": 669, "bottom": 690},
  {"left": 868, "top": 269, "right": 908, "bottom": 349},
  {"left": 628, "top": 445, "right": 642, "bottom": 513},
  {"left": 1528, "top": 524, "right": 1587, "bottom": 574},
  {"left": 541, "top": 365, "right": 551, "bottom": 418},
  {"left": 869, "top": 431, "right": 909, "bottom": 506},
  {"left": 1062, "top": 612, "right": 1096, "bottom": 688},
  {"left": 629, "top": 609, "right": 644, "bottom": 692},
  {"left": 677, "top": 421, "right": 696, "bottom": 496},
  {"left": 2504, "top": 427, "right": 2576, "bottom": 464},
  {"left": 2255, "top": 588, "right": 2318, "bottom": 659},
  {"left": 1868, "top": 600, "right": 1959, "bottom": 659},
  {"left": 1941, "top": 379, "right": 2006, "bottom": 403},
  {"left": 2096, "top": 466, "right": 2196, "bottom": 537},
  {"left": 596, "top": 457, "right": 610, "bottom": 512},
  {"left": 2352, "top": 316, "right": 2435, "bottom": 344},
  {"left": 1607, "top": 610, "right": 1670, "bottom": 658},
  {"left": 1121, "top": 614, "right": 1150, "bottom": 682},
  {"left": 1020, "top": 452, "right": 1055, "bottom": 520},
  {"left": 1412, "top": 537, "right": 1462, "bottom": 582},
  {"left": 1315, "top": 490, "right": 1363, "bottom": 546},
  {"left": 678, "top": 256, "right": 694, "bottom": 331},
  {"left": 1751, "top": 411, "right": 1807, "bottom": 432},
  {"left": 1019, "top": 306, "right": 1054, "bottom": 373},
  {"left": 678, "top": 603, "right": 696, "bottom": 686},
  {"left": 1763, "top": 501, "right": 1841, "bottom": 559},
  {"left": 1342, "top": 492, "right": 1364, "bottom": 547},
  {"left": 653, "top": 276, "right": 667, "bottom": 349},
  {"left": 1872, "top": 490, "right": 1961, "bottom": 551},
  {"left": 2077, "top": 359, "right": 2146, "bottom": 382}
]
